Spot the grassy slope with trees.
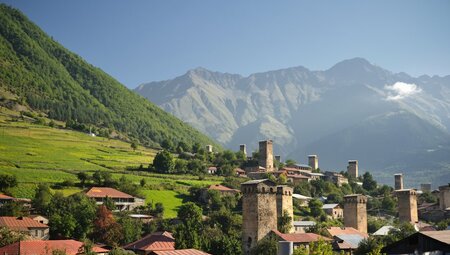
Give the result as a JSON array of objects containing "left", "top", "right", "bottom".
[
  {"left": 0, "top": 109, "right": 223, "bottom": 218},
  {"left": 0, "top": 4, "right": 219, "bottom": 150}
]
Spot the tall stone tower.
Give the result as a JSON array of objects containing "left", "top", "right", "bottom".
[
  {"left": 347, "top": 160, "right": 358, "bottom": 178},
  {"left": 240, "top": 144, "right": 247, "bottom": 158},
  {"left": 439, "top": 184, "right": 450, "bottom": 210},
  {"left": 396, "top": 189, "right": 418, "bottom": 223},
  {"left": 275, "top": 155, "right": 281, "bottom": 163},
  {"left": 258, "top": 140, "right": 274, "bottom": 172},
  {"left": 276, "top": 186, "right": 294, "bottom": 233},
  {"left": 205, "top": 145, "right": 213, "bottom": 153},
  {"left": 420, "top": 183, "right": 431, "bottom": 192},
  {"left": 394, "top": 173, "right": 403, "bottom": 190},
  {"left": 241, "top": 179, "right": 278, "bottom": 254},
  {"left": 308, "top": 155, "right": 318, "bottom": 171},
  {"left": 343, "top": 194, "right": 367, "bottom": 233}
]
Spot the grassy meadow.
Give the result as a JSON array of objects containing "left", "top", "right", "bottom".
[{"left": 0, "top": 111, "right": 223, "bottom": 218}]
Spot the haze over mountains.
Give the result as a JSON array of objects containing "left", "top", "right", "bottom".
[{"left": 135, "top": 58, "right": 450, "bottom": 187}]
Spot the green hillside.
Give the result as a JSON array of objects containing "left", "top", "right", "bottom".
[
  {"left": 0, "top": 4, "right": 219, "bottom": 150},
  {"left": 0, "top": 110, "right": 223, "bottom": 218}
]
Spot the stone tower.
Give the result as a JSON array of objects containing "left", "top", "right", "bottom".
[
  {"left": 420, "top": 183, "right": 431, "bottom": 192},
  {"left": 439, "top": 184, "right": 450, "bottom": 210},
  {"left": 205, "top": 145, "right": 213, "bottom": 153},
  {"left": 240, "top": 144, "right": 247, "bottom": 158},
  {"left": 347, "top": 160, "right": 358, "bottom": 178},
  {"left": 394, "top": 173, "right": 403, "bottom": 190},
  {"left": 308, "top": 155, "right": 318, "bottom": 171},
  {"left": 258, "top": 140, "right": 274, "bottom": 172},
  {"left": 241, "top": 179, "right": 278, "bottom": 254},
  {"left": 396, "top": 189, "right": 418, "bottom": 223},
  {"left": 343, "top": 194, "right": 367, "bottom": 233},
  {"left": 276, "top": 186, "right": 294, "bottom": 233},
  {"left": 275, "top": 155, "right": 281, "bottom": 163}
]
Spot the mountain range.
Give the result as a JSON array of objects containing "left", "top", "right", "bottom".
[{"left": 135, "top": 58, "right": 450, "bottom": 187}]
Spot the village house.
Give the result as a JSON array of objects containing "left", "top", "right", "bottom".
[
  {"left": 326, "top": 227, "right": 368, "bottom": 253},
  {"left": 0, "top": 193, "right": 14, "bottom": 206},
  {"left": 382, "top": 230, "right": 450, "bottom": 254},
  {"left": 322, "top": 203, "right": 343, "bottom": 219},
  {"left": 285, "top": 164, "right": 313, "bottom": 172},
  {"left": 206, "top": 166, "right": 217, "bottom": 174},
  {"left": 129, "top": 214, "right": 154, "bottom": 224},
  {"left": 149, "top": 249, "right": 211, "bottom": 255},
  {"left": 207, "top": 184, "right": 239, "bottom": 196},
  {"left": 286, "top": 174, "right": 310, "bottom": 185},
  {"left": 234, "top": 167, "right": 246, "bottom": 177},
  {"left": 85, "top": 187, "right": 145, "bottom": 211},
  {"left": 200, "top": 184, "right": 240, "bottom": 202},
  {"left": 324, "top": 171, "right": 348, "bottom": 187},
  {"left": 302, "top": 172, "right": 324, "bottom": 181},
  {"left": 271, "top": 229, "right": 332, "bottom": 250},
  {"left": 29, "top": 215, "right": 49, "bottom": 225},
  {"left": 0, "top": 216, "right": 49, "bottom": 240},
  {"left": 0, "top": 240, "right": 109, "bottom": 255},
  {"left": 123, "top": 231, "right": 175, "bottom": 255},
  {"left": 372, "top": 225, "right": 397, "bottom": 236},
  {"left": 292, "top": 221, "right": 316, "bottom": 233},
  {"left": 292, "top": 194, "right": 312, "bottom": 207}
]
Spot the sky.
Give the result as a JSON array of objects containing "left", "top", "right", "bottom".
[{"left": 2, "top": 0, "right": 450, "bottom": 88}]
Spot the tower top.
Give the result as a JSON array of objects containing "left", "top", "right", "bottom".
[{"left": 344, "top": 194, "right": 367, "bottom": 203}]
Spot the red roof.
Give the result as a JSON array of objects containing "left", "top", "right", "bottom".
[
  {"left": 208, "top": 184, "right": 239, "bottom": 193},
  {"left": 0, "top": 193, "right": 14, "bottom": 200},
  {"left": 286, "top": 174, "right": 309, "bottom": 179},
  {"left": 123, "top": 231, "right": 175, "bottom": 251},
  {"left": 235, "top": 168, "right": 245, "bottom": 173},
  {"left": 0, "top": 217, "right": 48, "bottom": 231},
  {"left": 281, "top": 167, "right": 302, "bottom": 171},
  {"left": 151, "top": 249, "right": 211, "bottom": 255},
  {"left": 272, "top": 230, "right": 331, "bottom": 243},
  {"left": 0, "top": 240, "right": 109, "bottom": 255},
  {"left": 86, "top": 187, "right": 134, "bottom": 199},
  {"left": 326, "top": 227, "right": 369, "bottom": 238}
]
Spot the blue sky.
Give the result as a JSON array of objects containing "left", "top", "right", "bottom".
[{"left": 2, "top": 0, "right": 449, "bottom": 88}]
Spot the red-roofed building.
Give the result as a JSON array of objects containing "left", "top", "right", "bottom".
[
  {"left": 0, "top": 193, "right": 15, "bottom": 206},
  {"left": 271, "top": 229, "right": 331, "bottom": 249},
  {"left": 286, "top": 174, "right": 310, "bottom": 185},
  {"left": 0, "top": 216, "right": 49, "bottom": 240},
  {"left": 234, "top": 168, "right": 246, "bottom": 177},
  {"left": 0, "top": 240, "right": 109, "bottom": 255},
  {"left": 326, "top": 227, "right": 369, "bottom": 238},
  {"left": 207, "top": 184, "right": 239, "bottom": 195},
  {"left": 326, "top": 227, "right": 368, "bottom": 252},
  {"left": 150, "top": 249, "right": 211, "bottom": 255},
  {"left": 123, "top": 231, "right": 175, "bottom": 255},
  {"left": 85, "top": 187, "right": 145, "bottom": 211},
  {"left": 207, "top": 166, "right": 217, "bottom": 174}
]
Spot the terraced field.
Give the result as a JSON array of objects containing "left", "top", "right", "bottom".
[{"left": 0, "top": 111, "right": 223, "bottom": 217}]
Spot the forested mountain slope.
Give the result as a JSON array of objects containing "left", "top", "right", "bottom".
[{"left": 0, "top": 4, "right": 218, "bottom": 149}]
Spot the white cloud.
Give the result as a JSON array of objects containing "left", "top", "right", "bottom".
[{"left": 385, "top": 82, "right": 422, "bottom": 100}]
